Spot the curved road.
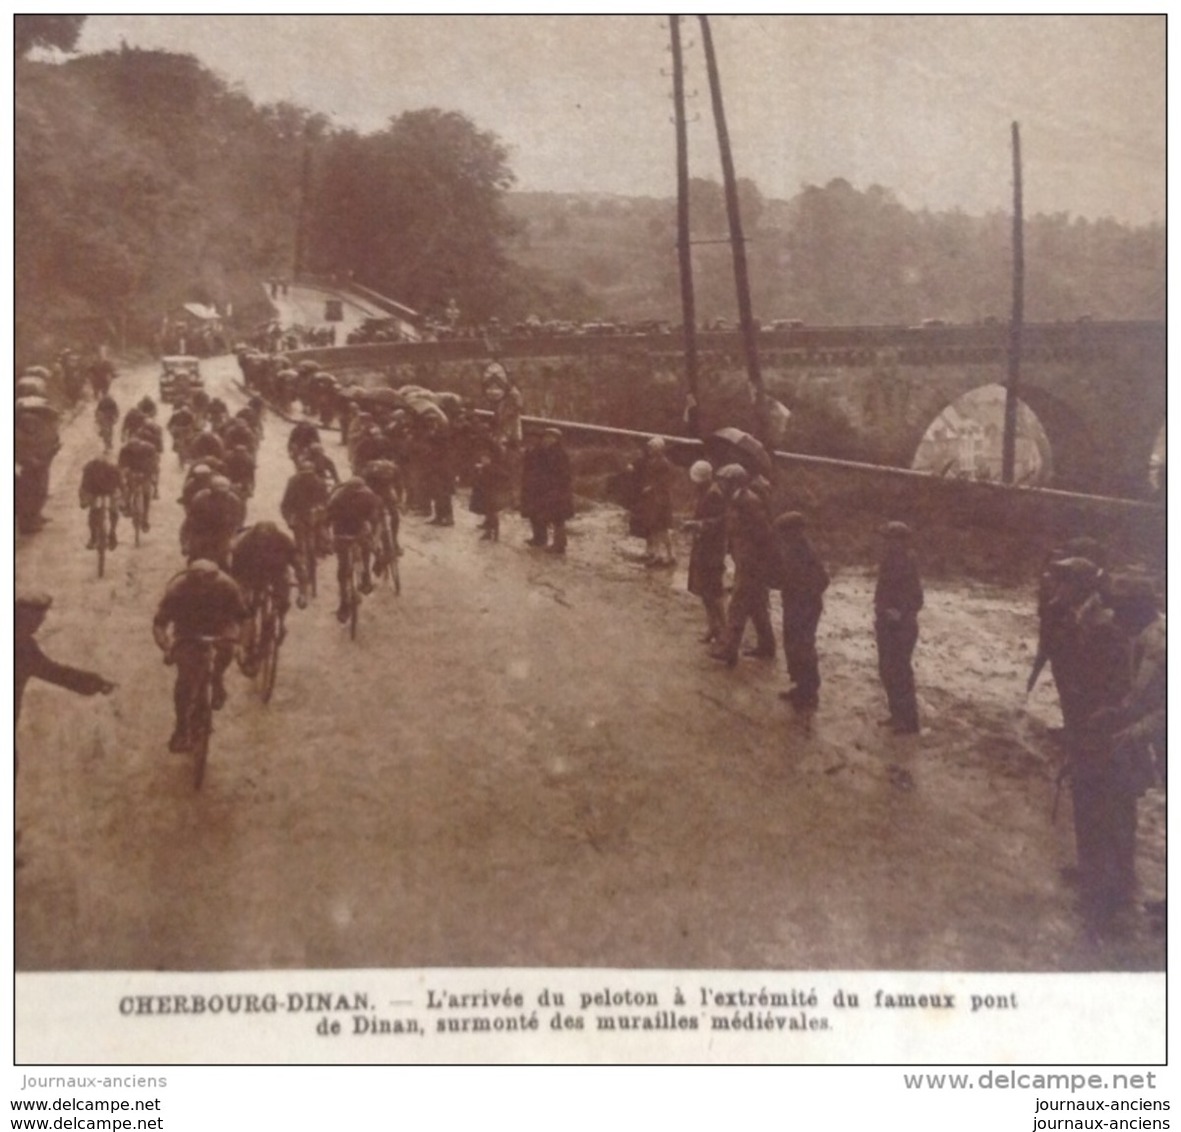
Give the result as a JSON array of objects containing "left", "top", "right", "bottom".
[{"left": 14, "top": 355, "right": 1165, "bottom": 973}]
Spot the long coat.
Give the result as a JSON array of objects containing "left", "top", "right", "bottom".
[
  {"left": 687, "top": 483, "right": 726, "bottom": 599},
  {"left": 522, "top": 442, "right": 574, "bottom": 523}
]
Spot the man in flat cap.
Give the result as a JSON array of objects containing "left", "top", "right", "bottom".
[
  {"left": 774, "top": 511, "right": 829, "bottom": 711},
  {"left": 874, "top": 521, "right": 923, "bottom": 734},
  {"left": 15, "top": 593, "right": 115, "bottom": 780}
]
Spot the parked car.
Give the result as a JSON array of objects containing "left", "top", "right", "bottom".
[{"left": 159, "top": 356, "right": 203, "bottom": 405}]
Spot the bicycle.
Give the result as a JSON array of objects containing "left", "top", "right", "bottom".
[
  {"left": 96, "top": 413, "right": 116, "bottom": 453},
  {"left": 182, "top": 637, "right": 220, "bottom": 790},
  {"left": 90, "top": 495, "right": 115, "bottom": 578},
  {"left": 292, "top": 513, "right": 320, "bottom": 599},
  {"left": 124, "top": 472, "right": 152, "bottom": 546},
  {"left": 374, "top": 506, "right": 401, "bottom": 596},
  {"left": 337, "top": 535, "right": 368, "bottom": 640},
  {"left": 240, "top": 584, "right": 286, "bottom": 703}
]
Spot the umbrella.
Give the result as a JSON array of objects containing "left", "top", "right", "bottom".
[
  {"left": 355, "top": 386, "right": 407, "bottom": 408},
  {"left": 705, "top": 427, "right": 773, "bottom": 478}
]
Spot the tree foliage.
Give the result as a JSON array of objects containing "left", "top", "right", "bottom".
[
  {"left": 506, "top": 178, "right": 1164, "bottom": 326},
  {"left": 15, "top": 15, "right": 86, "bottom": 57},
  {"left": 305, "top": 109, "right": 519, "bottom": 322}
]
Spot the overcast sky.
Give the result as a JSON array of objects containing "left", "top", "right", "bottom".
[{"left": 76, "top": 14, "right": 1165, "bottom": 224}]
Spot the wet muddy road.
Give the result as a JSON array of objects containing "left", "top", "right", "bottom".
[{"left": 14, "top": 356, "right": 1165, "bottom": 973}]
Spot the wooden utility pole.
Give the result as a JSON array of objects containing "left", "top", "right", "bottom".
[
  {"left": 699, "top": 14, "right": 767, "bottom": 444},
  {"left": 1002, "top": 121, "right": 1024, "bottom": 485},
  {"left": 293, "top": 121, "right": 314, "bottom": 280},
  {"left": 670, "top": 15, "right": 700, "bottom": 436}
]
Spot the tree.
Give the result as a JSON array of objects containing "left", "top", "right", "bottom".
[
  {"left": 15, "top": 15, "right": 86, "bottom": 58},
  {"left": 307, "top": 108, "right": 518, "bottom": 320}
]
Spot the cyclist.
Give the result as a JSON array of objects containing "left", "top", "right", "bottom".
[
  {"left": 304, "top": 442, "right": 340, "bottom": 487},
  {"left": 221, "top": 415, "right": 258, "bottom": 457},
  {"left": 350, "top": 424, "right": 398, "bottom": 475},
  {"left": 188, "top": 428, "right": 227, "bottom": 465},
  {"left": 136, "top": 421, "right": 165, "bottom": 499},
  {"left": 208, "top": 397, "right": 230, "bottom": 431},
  {"left": 166, "top": 402, "right": 197, "bottom": 464},
  {"left": 325, "top": 477, "right": 383, "bottom": 623},
  {"left": 224, "top": 443, "right": 257, "bottom": 500},
  {"left": 180, "top": 476, "right": 246, "bottom": 567},
  {"left": 287, "top": 420, "right": 321, "bottom": 465},
  {"left": 229, "top": 521, "right": 307, "bottom": 673},
  {"left": 281, "top": 460, "right": 331, "bottom": 562},
  {"left": 152, "top": 560, "right": 250, "bottom": 753},
  {"left": 95, "top": 393, "right": 119, "bottom": 451},
  {"left": 117, "top": 433, "right": 159, "bottom": 532},
  {"left": 78, "top": 453, "right": 122, "bottom": 550},
  {"left": 179, "top": 463, "right": 215, "bottom": 510},
  {"left": 137, "top": 395, "right": 158, "bottom": 420},
  {"left": 120, "top": 404, "right": 146, "bottom": 445},
  {"left": 360, "top": 458, "right": 403, "bottom": 564}
]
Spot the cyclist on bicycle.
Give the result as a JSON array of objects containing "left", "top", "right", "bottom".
[
  {"left": 153, "top": 560, "right": 250, "bottom": 753},
  {"left": 350, "top": 424, "right": 398, "bottom": 476},
  {"left": 208, "top": 397, "right": 230, "bottom": 431},
  {"left": 360, "top": 458, "right": 403, "bottom": 563},
  {"left": 221, "top": 415, "right": 258, "bottom": 457},
  {"left": 79, "top": 453, "right": 122, "bottom": 550},
  {"left": 325, "top": 477, "right": 382, "bottom": 623},
  {"left": 287, "top": 420, "right": 321, "bottom": 465},
  {"left": 188, "top": 428, "right": 227, "bottom": 465},
  {"left": 120, "top": 405, "right": 146, "bottom": 446},
  {"left": 234, "top": 404, "right": 264, "bottom": 444},
  {"left": 281, "top": 460, "right": 330, "bottom": 557},
  {"left": 179, "top": 463, "right": 215, "bottom": 510},
  {"left": 224, "top": 443, "right": 257, "bottom": 500},
  {"left": 117, "top": 434, "right": 159, "bottom": 531},
  {"left": 229, "top": 522, "right": 307, "bottom": 671},
  {"left": 136, "top": 421, "right": 165, "bottom": 500},
  {"left": 95, "top": 394, "right": 119, "bottom": 450},
  {"left": 304, "top": 442, "right": 340, "bottom": 487},
  {"left": 166, "top": 402, "right": 197, "bottom": 463},
  {"left": 180, "top": 476, "right": 246, "bottom": 567}
]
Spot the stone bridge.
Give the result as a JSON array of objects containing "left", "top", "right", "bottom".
[{"left": 296, "top": 320, "right": 1165, "bottom": 497}]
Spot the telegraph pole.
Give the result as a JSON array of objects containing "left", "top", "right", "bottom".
[
  {"left": 293, "top": 120, "right": 314, "bottom": 280},
  {"left": 670, "top": 15, "right": 700, "bottom": 436},
  {"left": 1002, "top": 121, "right": 1024, "bottom": 485},
  {"left": 699, "top": 14, "right": 767, "bottom": 444}
]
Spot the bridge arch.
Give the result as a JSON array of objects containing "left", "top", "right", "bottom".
[
  {"left": 910, "top": 384, "right": 1051, "bottom": 485},
  {"left": 903, "top": 381, "right": 1099, "bottom": 491}
]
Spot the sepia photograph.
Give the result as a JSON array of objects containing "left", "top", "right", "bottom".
[{"left": 11, "top": 14, "right": 1166, "bottom": 1067}]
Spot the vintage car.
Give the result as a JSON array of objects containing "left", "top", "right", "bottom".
[{"left": 159, "top": 356, "right": 203, "bottom": 404}]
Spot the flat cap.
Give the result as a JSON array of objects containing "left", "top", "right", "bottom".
[
  {"left": 880, "top": 520, "right": 912, "bottom": 538},
  {"left": 775, "top": 510, "right": 806, "bottom": 530},
  {"left": 16, "top": 591, "right": 52, "bottom": 611},
  {"left": 1049, "top": 556, "right": 1100, "bottom": 584}
]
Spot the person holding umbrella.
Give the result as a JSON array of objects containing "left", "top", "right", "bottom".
[{"left": 709, "top": 465, "right": 779, "bottom": 667}]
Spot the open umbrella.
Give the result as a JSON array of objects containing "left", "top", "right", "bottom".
[
  {"left": 354, "top": 386, "right": 406, "bottom": 408},
  {"left": 705, "top": 427, "right": 773, "bottom": 477}
]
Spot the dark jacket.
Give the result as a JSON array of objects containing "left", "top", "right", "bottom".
[
  {"left": 523, "top": 442, "right": 574, "bottom": 523},
  {"left": 687, "top": 483, "right": 726, "bottom": 598}
]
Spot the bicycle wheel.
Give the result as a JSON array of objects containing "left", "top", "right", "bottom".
[
  {"left": 259, "top": 608, "right": 280, "bottom": 704},
  {"left": 348, "top": 549, "right": 361, "bottom": 641},
  {"left": 191, "top": 679, "right": 212, "bottom": 790}
]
